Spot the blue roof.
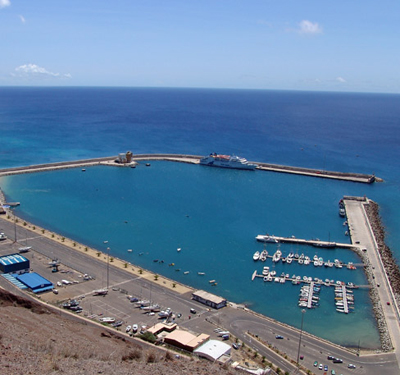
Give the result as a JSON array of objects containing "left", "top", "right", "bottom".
[
  {"left": 16, "top": 272, "right": 53, "bottom": 292},
  {"left": 0, "top": 253, "right": 29, "bottom": 266}
]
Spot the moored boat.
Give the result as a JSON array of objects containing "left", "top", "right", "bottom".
[{"left": 200, "top": 153, "right": 257, "bottom": 170}]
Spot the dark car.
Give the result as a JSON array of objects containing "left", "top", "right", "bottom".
[
  {"left": 69, "top": 306, "right": 83, "bottom": 311},
  {"left": 232, "top": 343, "right": 239, "bottom": 350},
  {"left": 190, "top": 308, "right": 197, "bottom": 314},
  {"left": 327, "top": 355, "right": 335, "bottom": 360},
  {"left": 275, "top": 335, "right": 284, "bottom": 339},
  {"left": 112, "top": 320, "right": 123, "bottom": 327},
  {"left": 333, "top": 358, "right": 343, "bottom": 363}
]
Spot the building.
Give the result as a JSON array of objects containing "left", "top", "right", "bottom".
[
  {"left": 0, "top": 253, "right": 30, "bottom": 274},
  {"left": 16, "top": 272, "right": 53, "bottom": 293},
  {"left": 147, "top": 322, "right": 177, "bottom": 336},
  {"left": 192, "top": 290, "right": 227, "bottom": 309},
  {"left": 164, "top": 329, "right": 209, "bottom": 352},
  {"left": 194, "top": 340, "right": 231, "bottom": 362}
]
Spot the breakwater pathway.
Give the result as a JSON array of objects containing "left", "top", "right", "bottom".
[
  {"left": 0, "top": 153, "right": 379, "bottom": 184},
  {"left": 344, "top": 197, "right": 400, "bottom": 361}
]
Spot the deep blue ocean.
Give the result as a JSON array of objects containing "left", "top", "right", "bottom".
[{"left": 1, "top": 87, "right": 399, "bottom": 348}]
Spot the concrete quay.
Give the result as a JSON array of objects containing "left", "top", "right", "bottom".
[{"left": 344, "top": 197, "right": 400, "bottom": 368}]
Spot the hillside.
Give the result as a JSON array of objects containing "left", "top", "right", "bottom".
[{"left": 0, "top": 288, "right": 235, "bottom": 375}]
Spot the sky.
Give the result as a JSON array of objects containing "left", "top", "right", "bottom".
[{"left": 1, "top": 0, "right": 400, "bottom": 93}]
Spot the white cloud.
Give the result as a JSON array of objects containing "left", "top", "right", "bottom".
[
  {"left": 336, "top": 76, "right": 346, "bottom": 83},
  {"left": 0, "top": 0, "right": 11, "bottom": 9},
  {"left": 12, "top": 64, "right": 72, "bottom": 79},
  {"left": 298, "top": 20, "right": 322, "bottom": 35},
  {"left": 19, "top": 15, "right": 25, "bottom": 23}
]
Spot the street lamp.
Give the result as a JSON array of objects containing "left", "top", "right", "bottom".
[
  {"left": 296, "top": 309, "right": 306, "bottom": 367},
  {"left": 106, "top": 247, "right": 110, "bottom": 290}
]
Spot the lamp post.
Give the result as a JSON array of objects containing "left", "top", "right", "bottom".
[
  {"left": 296, "top": 309, "right": 306, "bottom": 367},
  {"left": 106, "top": 247, "right": 110, "bottom": 290}
]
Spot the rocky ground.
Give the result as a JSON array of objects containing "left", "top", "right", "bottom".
[{"left": 0, "top": 289, "right": 237, "bottom": 375}]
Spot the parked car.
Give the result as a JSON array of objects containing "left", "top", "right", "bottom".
[
  {"left": 190, "top": 308, "right": 197, "bottom": 314},
  {"left": 232, "top": 343, "right": 239, "bottom": 350},
  {"left": 324, "top": 365, "right": 328, "bottom": 371},
  {"left": 319, "top": 364, "right": 323, "bottom": 370},
  {"left": 314, "top": 361, "right": 318, "bottom": 367}
]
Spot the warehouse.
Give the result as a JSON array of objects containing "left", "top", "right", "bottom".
[
  {"left": 0, "top": 253, "right": 30, "bottom": 274},
  {"left": 16, "top": 272, "right": 53, "bottom": 293},
  {"left": 194, "top": 340, "right": 231, "bottom": 362},
  {"left": 192, "top": 290, "right": 227, "bottom": 309}
]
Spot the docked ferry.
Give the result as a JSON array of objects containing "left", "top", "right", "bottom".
[{"left": 199, "top": 153, "right": 257, "bottom": 170}]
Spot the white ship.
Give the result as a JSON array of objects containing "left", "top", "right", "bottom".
[{"left": 200, "top": 153, "right": 257, "bottom": 170}]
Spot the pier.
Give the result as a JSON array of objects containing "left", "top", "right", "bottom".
[
  {"left": 255, "top": 234, "right": 354, "bottom": 249},
  {"left": 307, "top": 282, "right": 315, "bottom": 309},
  {"left": 0, "top": 153, "right": 379, "bottom": 184}
]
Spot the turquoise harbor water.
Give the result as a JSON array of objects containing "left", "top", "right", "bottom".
[
  {"left": 1, "top": 87, "right": 400, "bottom": 348},
  {"left": 0, "top": 162, "right": 380, "bottom": 347}
]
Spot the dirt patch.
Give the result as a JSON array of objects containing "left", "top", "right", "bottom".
[{"left": 0, "top": 289, "right": 236, "bottom": 375}]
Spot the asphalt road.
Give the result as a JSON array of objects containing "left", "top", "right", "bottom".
[{"left": 0, "top": 216, "right": 399, "bottom": 375}]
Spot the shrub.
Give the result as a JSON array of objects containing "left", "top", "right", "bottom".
[
  {"left": 122, "top": 349, "right": 142, "bottom": 361},
  {"left": 139, "top": 332, "right": 157, "bottom": 344},
  {"left": 146, "top": 351, "right": 157, "bottom": 363}
]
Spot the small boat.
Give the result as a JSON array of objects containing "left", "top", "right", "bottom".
[
  {"left": 127, "top": 249, "right": 133, "bottom": 252},
  {"left": 253, "top": 251, "right": 260, "bottom": 261},
  {"left": 18, "top": 246, "right": 32, "bottom": 253},
  {"left": 256, "top": 234, "right": 279, "bottom": 243},
  {"left": 93, "top": 289, "right": 108, "bottom": 296},
  {"left": 183, "top": 271, "right": 189, "bottom": 274},
  {"left": 177, "top": 248, "right": 181, "bottom": 252},
  {"left": 260, "top": 250, "right": 268, "bottom": 262},
  {"left": 198, "top": 272, "right": 205, "bottom": 275}
]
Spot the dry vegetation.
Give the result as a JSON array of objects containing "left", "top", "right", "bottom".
[{"left": 0, "top": 289, "right": 236, "bottom": 375}]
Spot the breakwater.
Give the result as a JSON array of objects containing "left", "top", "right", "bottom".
[{"left": 0, "top": 153, "right": 379, "bottom": 184}]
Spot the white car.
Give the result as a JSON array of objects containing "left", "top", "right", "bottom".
[
  {"left": 125, "top": 325, "right": 131, "bottom": 333},
  {"left": 348, "top": 364, "right": 356, "bottom": 369}
]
